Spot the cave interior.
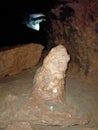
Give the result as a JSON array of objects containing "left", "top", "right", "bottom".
[{"left": 0, "top": 0, "right": 98, "bottom": 129}]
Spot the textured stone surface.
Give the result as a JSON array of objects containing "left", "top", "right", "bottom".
[
  {"left": 47, "top": 0, "right": 98, "bottom": 83},
  {"left": 30, "top": 45, "right": 88, "bottom": 126},
  {"left": 6, "top": 122, "right": 32, "bottom": 130},
  {"left": 32, "top": 45, "right": 70, "bottom": 101},
  {"left": 82, "top": 128, "right": 98, "bottom": 130},
  {"left": 0, "top": 43, "right": 43, "bottom": 78},
  {"left": 0, "top": 45, "right": 88, "bottom": 128}
]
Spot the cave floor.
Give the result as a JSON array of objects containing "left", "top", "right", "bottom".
[{"left": 0, "top": 66, "right": 98, "bottom": 130}]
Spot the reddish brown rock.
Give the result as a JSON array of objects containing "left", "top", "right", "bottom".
[
  {"left": 30, "top": 45, "right": 88, "bottom": 126},
  {"left": 0, "top": 43, "right": 43, "bottom": 78},
  {"left": 48, "top": 0, "right": 98, "bottom": 83},
  {"left": 32, "top": 45, "right": 70, "bottom": 101},
  {"left": 0, "top": 45, "right": 88, "bottom": 128},
  {"left": 6, "top": 122, "right": 32, "bottom": 130}
]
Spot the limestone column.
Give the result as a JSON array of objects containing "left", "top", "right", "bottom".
[
  {"left": 32, "top": 45, "right": 70, "bottom": 102},
  {"left": 31, "top": 45, "right": 88, "bottom": 126}
]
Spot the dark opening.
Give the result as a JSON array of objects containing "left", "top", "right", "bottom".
[
  {"left": 0, "top": 0, "right": 56, "bottom": 50},
  {"left": 0, "top": 0, "right": 75, "bottom": 50}
]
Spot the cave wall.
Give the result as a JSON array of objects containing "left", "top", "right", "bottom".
[
  {"left": 0, "top": 43, "right": 43, "bottom": 78},
  {"left": 48, "top": 0, "right": 98, "bottom": 81}
]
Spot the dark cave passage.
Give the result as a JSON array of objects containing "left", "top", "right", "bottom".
[
  {"left": 0, "top": 0, "right": 57, "bottom": 49},
  {"left": 0, "top": 0, "right": 74, "bottom": 50}
]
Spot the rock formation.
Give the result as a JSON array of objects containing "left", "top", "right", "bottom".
[
  {"left": 32, "top": 45, "right": 70, "bottom": 101},
  {"left": 31, "top": 45, "right": 88, "bottom": 126},
  {"left": 47, "top": 0, "right": 98, "bottom": 83},
  {"left": 0, "top": 45, "right": 88, "bottom": 128},
  {"left": 0, "top": 43, "right": 43, "bottom": 78}
]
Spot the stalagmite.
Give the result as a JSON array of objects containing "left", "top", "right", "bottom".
[
  {"left": 32, "top": 45, "right": 70, "bottom": 102},
  {"left": 31, "top": 45, "right": 88, "bottom": 126}
]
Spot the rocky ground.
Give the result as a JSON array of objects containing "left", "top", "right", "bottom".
[{"left": 0, "top": 65, "right": 98, "bottom": 130}]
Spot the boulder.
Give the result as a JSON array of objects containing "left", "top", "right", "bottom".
[{"left": 0, "top": 43, "right": 43, "bottom": 78}]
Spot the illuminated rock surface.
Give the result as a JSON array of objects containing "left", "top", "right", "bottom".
[
  {"left": 32, "top": 45, "right": 70, "bottom": 101},
  {"left": 30, "top": 45, "right": 88, "bottom": 126},
  {"left": 0, "top": 45, "right": 89, "bottom": 129},
  {"left": 0, "top": 43, "right": 43, "bottom": 78}
]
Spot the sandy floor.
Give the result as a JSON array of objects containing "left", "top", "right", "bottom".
[{"left": 0, "top": 67, "right": 98, "bottom": 130}]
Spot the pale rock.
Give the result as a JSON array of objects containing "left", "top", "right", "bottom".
[
  {"left": 30, "top": 45, "right": 88, "bottom": 126},
  {"left": 32, "top": 45, "right": 70, "bottom": 101}
]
